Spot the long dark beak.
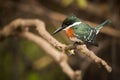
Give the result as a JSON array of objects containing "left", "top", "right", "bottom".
[{"left": 52, "top": 27, "right": 64, "bottom": 35}]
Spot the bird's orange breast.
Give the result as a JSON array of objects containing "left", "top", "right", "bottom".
[{"left": 65, "top": 27, "right": 75, "bottom": 38}]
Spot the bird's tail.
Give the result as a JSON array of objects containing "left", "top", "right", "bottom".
[{"left": 95, "top": 19, "right": 111, "bottom": 34}]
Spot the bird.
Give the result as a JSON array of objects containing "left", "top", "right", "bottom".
[{"left": 52, "top": 15, "right": 110, "bottom": 46}]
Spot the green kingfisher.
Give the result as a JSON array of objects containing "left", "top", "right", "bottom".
[{"left": 52, "top": 15, "right": 110, "bottom": 46}]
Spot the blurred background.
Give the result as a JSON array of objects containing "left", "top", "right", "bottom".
[{"left": 0, "top": 0, "right": 120, "bottom": 80}]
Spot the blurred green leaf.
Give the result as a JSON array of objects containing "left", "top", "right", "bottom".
[
  {"left": 62, "top": 0, "right": 74, "bottom": 6},
  {"left": 3, "top": 52, "right": 12, "bottom": 79},
  {"left": 40, "top": 64, "right": 67, "bottom": 80},
  {"left": 26, "top": 72, "right": 41, "bottom": 80},
  {"left": 77, "top": 0, "right": 87, "bottom": 9},
  {"left": 20, "top": 40, "right": 45, "bottom": 61}
]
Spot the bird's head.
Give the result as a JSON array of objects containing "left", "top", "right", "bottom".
[{"left": 52, "top": 14, "right": 80, "bottom": 35}]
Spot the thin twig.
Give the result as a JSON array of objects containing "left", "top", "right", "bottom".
[{"left": 77, "top": 45, "right": 112, "bottom": 72}]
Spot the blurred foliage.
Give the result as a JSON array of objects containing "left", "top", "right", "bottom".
[
  {"left": 62, "top": 0, "right": 87, "bottom": 9},
  {"left": 62, "top": 0, "right": 74, "bottom": 6},
  {"left": 20, "top": 40, "right": 45, "bottom": 61},
  {"left": 26, "top": 71, "right": 41, "bottom": 80},
  {"left": 77, "top": 0, "right": 87, "bottom": 9}
]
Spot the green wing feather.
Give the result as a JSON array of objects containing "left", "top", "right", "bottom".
[
  {"left": 73, "top": 23, "right": 98, "bottom": 46},
  {"left": 95, "top": 19, "right": 111, "bottom": 34},
  {"left": 73, "top": 23, "right": 92, "bottom": 41}
]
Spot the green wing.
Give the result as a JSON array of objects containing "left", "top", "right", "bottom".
[
  {"left": 73, "top": 23, "right": 92, "bottom": 41},
  {"left": 73, "top": 23, "right": 98, "bottom": 46}
]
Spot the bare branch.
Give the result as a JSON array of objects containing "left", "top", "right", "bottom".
[
  {"left": 0, "top": 19, "right": 81, "bottom": 80},
  {"left": 81, "top": 40, "right": 110, "bottom": 75},
  {"left": 21, "top": 31, "right": 78, "bottom": 79},
  {"left": 65, "top": 44, "right": 112, "bottom": 72},
  {"left": 0, "top": 18, "right": 112, "bottom": 80},
  {"left": 33, "top": 56, "right": 53, "bottom": 70},
  {"left": 77, "top": 45, "right": 112, "bottom": 72}
]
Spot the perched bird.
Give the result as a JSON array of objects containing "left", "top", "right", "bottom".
[{"left": 52, "top": 15, "right": 110, "bottom": 46}]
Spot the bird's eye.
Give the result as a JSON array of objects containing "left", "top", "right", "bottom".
[
  {"left": 66, "top": 22, "right": 69, "bottom": 25},
  {"left": 63, "top": 19, "right": 74, "bottom": 27},
  {"left": 66, "top": 21, "right": 73, "bottom": 25}
]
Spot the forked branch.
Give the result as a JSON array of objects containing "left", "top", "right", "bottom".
[{"left": 0, "top": 18, "right": 112, "bottom": 80}]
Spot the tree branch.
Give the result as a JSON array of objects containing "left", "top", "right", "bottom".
[
  {"left": 0, "top": 18, "right": 112, "bottom": 80},
  {"left": 0, "top": 19, "right": 81, "bottom": 80},
  {"left": 77, "top": 45, "right": 112, "bottom": 72}
]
